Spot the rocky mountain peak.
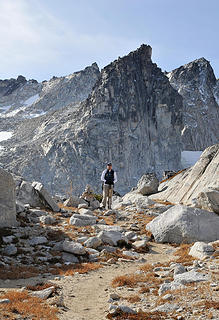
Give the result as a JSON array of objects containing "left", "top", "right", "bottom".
[
  {"left": 0, "top": 44, "right": 183, "bottom": 195},
  {"left": 167, "top": 57, "right": 219, "bottom": 150},
  {"left": 0, "top": 75, "right": 28, "bottom": 96},
  {"left": 0, "top": 62, "right": 100, "bottom": 121},
  {"left": 167, "top": 57, "right": 216, "bottom": 90}
]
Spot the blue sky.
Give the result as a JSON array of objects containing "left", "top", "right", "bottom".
[{"left": 0, "top": 0, "right": 218, "bottom": 81}]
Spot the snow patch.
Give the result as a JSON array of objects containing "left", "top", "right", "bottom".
[
  {"left": 24, "top": 94, "right": 40, "bottom": 106},
  {"left": 24, "top": 111, "right": 46, "bottom": 119},
  {"left": 0, "top": 105, "right": 12, "bottom": 112},
  {"left": 181, "top": 151, "right": 202, "bottom": 168},
  {"left": 0, "top": 131, "right": 13, "bottom": 142}
]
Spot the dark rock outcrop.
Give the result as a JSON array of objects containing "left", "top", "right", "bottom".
[{"left": 167, "top": 58, "right": 219, "bottom": 150}]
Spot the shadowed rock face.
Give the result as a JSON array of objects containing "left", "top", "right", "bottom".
[
  {"left": 0, "top": 44, "right": 183, "bottom": 195},
  {"left": 167, "top": 58, "right": 219, "bottom": 150},
  {"left": 0, "top": 168, "right": 17, "bottom": 227},
  {"left": 0, "top": 75, "right": 28, "bottom": 96}
]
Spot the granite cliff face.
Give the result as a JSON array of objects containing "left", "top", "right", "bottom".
[
  {"left": 0, "top": 45, "right": 183, "bottom": 195},
  {"left": 167, "top": 58, "right": 219, "bottom": 150}
]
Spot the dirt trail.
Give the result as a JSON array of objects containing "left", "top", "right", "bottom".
[{"left": 56, "top": 242, "right": 176, "bottom": 320}]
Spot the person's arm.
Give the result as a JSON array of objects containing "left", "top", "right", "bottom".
[
  {"left": 101, "top": 169, "right": 106, "bottom": 182},
  {"left": 114, "top": 171, "right": 118, "bottom": 183}
]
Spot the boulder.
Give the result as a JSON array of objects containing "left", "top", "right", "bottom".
[
  {"left": 39, "top": 215, "right": 56, "bottom": 225},
  {"left": 122, "top": 190, "right": 148, "bottom": 204},
  {"left": 80, "top": 185, "right": 100, "bottom": 209},
  {"left": 78, "top": 203, "right": 89, "bottom": 209},
  {"left": 64, "top": 196, "right": 87, "bottom": 207},
  {"left": 31, "top": 287, "right": 54, "bottom": 299},
  {"left": 189, "top": 242, "right": 215, "bottom": 260},
  {"left": 195, "top": 189, "right": 219, "bottom": 214},
  {"left": 62, "top": 252, "right": 79, "bottom": 263},
  {"left": 62, "top": 240, "right": 86, "bottom": 255},
  {"left": 4, "top": 244, "right": 17, "bottom": 256},
  {"left": 84, "top": 237, "right": 102, "bottom": 249},
  {"left": 135, "top": 197, "right": 155, "bottom": 209},
  {"left": 29, "top": 236, "right": 48, "bottom": 246},
  {"left": 17, "top": 181, "right": 42, "bottom": 207},
  {"left": 98, "top": 230, "right": 124, "bottom": 246},
  {"left": 137, "top": 173, "right": 159, "bottom": 195},
  {"left": 132, "top": 239, "right": 148, "bottom": 250},
  {"left": 146, "top": 205, "right": 219, "bottom": 243},
  {"left": 32, "top": 182, "right": 60, "bottom": 212},
  {"left": 78, "top": 208, "right": 93, "bottom": 216},
  {"left": 89, "top": 199, "right": 100, "bottom": 209},
  {"left": 69, "top": 214, "right": 97, "bottom": 226},
  {"left": 16, "top": 200, "right": 25, "bottom": 214},
  {"left": 0, "top": 168, "right": 17, "bottom": 227},
  {"left": 174, "top": 270, "right": 210, "bottom": 284}
]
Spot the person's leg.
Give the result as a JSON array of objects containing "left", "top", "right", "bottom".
[
  {"left": 102, "top": 185, "right": 109, "bottom": 208},
  {"left": 108, "top": 185, "right": 113, "bottom": 209}
]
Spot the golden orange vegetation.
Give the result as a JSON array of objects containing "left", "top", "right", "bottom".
[
  {"left": 159, "top": 169, "right": 186, "bottom": 184},
  {"left": 51, "top": 262, "right": 102, "bottom": 276},
  {"left": 173, "top": 243, "right": 195, "bottom": 264},
  {"left": 0, "top": 290, "right": 58, "bottom": 320}
]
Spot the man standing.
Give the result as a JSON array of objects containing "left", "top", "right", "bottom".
[{"left": 101, "top": 162, "right": 117, "bottom": 209}]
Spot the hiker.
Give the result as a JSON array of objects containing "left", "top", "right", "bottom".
[{"left": 101, "top": 162, "right": 117, "bottom": 209}]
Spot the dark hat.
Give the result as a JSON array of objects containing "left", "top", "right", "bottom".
[{"left": 107, "top": 162, "right": 112, "bottom": 166}]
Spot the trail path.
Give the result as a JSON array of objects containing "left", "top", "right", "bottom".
[{"left": 55, "top": 242, "right": 176, "bottom": 320}]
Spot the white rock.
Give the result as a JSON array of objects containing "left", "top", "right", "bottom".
[
  {"left": 137, "top": 173, "right": 159, "bottom": 195},
  {"left": 189, "top": 241, "right": 215, "bottom": 260},
  {"left": 195, "top": 189, "right": 219, "bottom": 214},
  {"left": 158, "top": 282, "right": 184, "bottom": 296},
  {"left": 84, "top": 237, "right": 102, "bottom": 249},
  {"left": 97, "top": 230, "right": 123, "bottom": 246},
  {"left": 132, "top": 239, "right": 148, "bottom": 250},
  {"left": 125, "top": 231, "right": 138, "bottom": 240},
  {"left": 69, "top": 213, "right": 97, "bottom": 226},
  {"left": 0, "top": 299, "right": 10, "bottom": 304},
  {"left": 32, "top": 181, "right": 60, "bottom": 212},
  {"left": 78, "top": 203, "right": 89, "bottom": 209},
  {"left": 146, "top": 205, "right": 219, "bottom": 243},
  {"left": 63, "top": 240, "right": 86, "bottom": 255},
  {"left": 123, "top": 251, "right": 140, "bottom": 259},
  {"left": 174, "top": 270, "right": 210, "bottom": 284},
  {"left": 78, "top": 208, "right": 93, "bottom": 215},
  {"left": 39, "top": 215, "right": 56, "bottom": 224},
  {"left": 31, "top": 286, "right": 54, "bottom": 299},
  {"left": 173, "top": 264, "right": 186, "bottom": 276},
  {"left": 135, "top": 196, "right": 155, "bottom": 208}
]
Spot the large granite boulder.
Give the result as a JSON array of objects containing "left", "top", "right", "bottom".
[
  {"left": 17, "top": 181, "right": 42, "bottom": 207},
  {"left": 137, "top": 173, "right": 159, "bottom": 195},
  {"left": 195, "top": 189, "right": 219, "bottom": 214},
  {"left": 16, "top": 178, "right": 60, "bottom": 212},
  {"left": 0, "top": 168, "right": 17, "bottom": 227},
  {"left": 189, "top": 242, "right": 215, "bottom": 260},
  {"left": 146, "top": 205, "right": 219, "bottom": 243},
  {"left": 152, "top": 144, "right": 219, "bottom": 213}
]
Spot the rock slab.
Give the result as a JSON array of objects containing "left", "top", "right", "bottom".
[{"left": 146, "top": 204, "right": 219, "bottom": 243}]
